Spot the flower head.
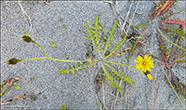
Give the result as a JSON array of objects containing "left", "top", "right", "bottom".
[{"left": 134, "top": 55, "right": 154, "bottom": 73}]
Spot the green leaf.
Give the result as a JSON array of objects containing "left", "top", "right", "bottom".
[
  {"left": 0, "top": 86, "right": 11, "bottom": 97},
  {"left": 166, "top": 25, "right": 186, "bottom": 37},
  {"left": 50, "top": 44, "right": 56, "bottom": 48},
  {"left": 85, "top": 15, "right": 102, "bottom": 54},
  {"left": 122, "top": 75, "right": 136, "bottom": 86},
  {"left": 0, "top": 82, "right": 7, "bottom": 90},
  {"left": 103, "top": 19, "right": 118, "bottom": 56},
  {"left": 105, "top": 63, "right": 135, "bottom": 86},
  {"left": 99, "top": 23, "right": 105, "bottom": 31},
  {"left": 93, "top": 15, "right": 99, "bottom": 28},
  {"left": 99, "top": 23, "right": 104, "bottom": 27},
  {"left": 101, "top": 64, "right": 123, "bottom": 97},
  {"left": 96, "top": 101, "right": 100, "bottom": 105},
  {"left": 104, "top": 34, "right": 128, "bottom": 59},
  {"left": 57, "top": 66, "right": 70, "bottom": 74},
  {"left": 131, "top": 22, "right": 149, "bottom": 28},
  {"left": 25, "top": 32, "right": 29, "bottom": 36},
  {"left": 57, "top": 63, "right": 96, "bottom": 74}
]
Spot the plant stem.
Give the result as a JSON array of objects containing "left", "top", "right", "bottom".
[
  {"left": 19, "top": 57, "right": 48, "bottom": 61},
  {"left": 104, "top": 60, "right": 136, "bottom": 67},
  {"left": 32, "top": 41, "right": 49, "bottom": 57},
  {"left": 156, "top": 26, "right": 186, "bottom": 51},
  {"left": 19, "top": 57, "right": 99, "bottom": 63},
  {"left": 47, "top": 57, "right": 87, "bottom": 63}
]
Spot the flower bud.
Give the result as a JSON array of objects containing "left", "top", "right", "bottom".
[
  {"left": 21, "top": 36, "right": 33, "bottom": 43},
  {"left": 6, "top": 58, "right": 19, "bottom": 65},
  {"left": 144, "top": 71, "right": 153, "bottom": 80}
]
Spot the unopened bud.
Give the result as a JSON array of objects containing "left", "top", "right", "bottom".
[
  {"left": 6, "top": 58, "right": 19, "bottom": 65},
  {"left": 21, "top": 36, "right": 33, "bottom": 43},
  {"left": 144, "top": 71, "right": 153, "bottom": 80}
]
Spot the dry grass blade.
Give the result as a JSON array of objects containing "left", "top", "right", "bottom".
[
  {"left": 19, "top": 75, "right": 35, "bottom": 96},
  {"left": 112, "top": 79, "right": 122, "bottom": 109},
  {"left": 17, "top": 0, "right": 32, "bottom": 32},
  {"left": 121, "top": 1, "right": 133, "bottom": 34},
  {"left": 153, "top": 69, "right": 166, "bottom": 110},
  {"left": 126, "top": 1, "right": 139, "bottom": 34},
  {"left": 0, "top": 94, "right": 26, "bottom": 106},
  {"left": 102, "top": 82, "right": 107, "bottom": 110}
]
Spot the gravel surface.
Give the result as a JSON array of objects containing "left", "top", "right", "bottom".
[{"left": 1, "top": 1, "right": 185, "bottom": 109}]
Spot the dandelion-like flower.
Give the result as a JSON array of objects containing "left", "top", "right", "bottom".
[{"left": 134, "top": 55, "right": 154, "bottom": 73}]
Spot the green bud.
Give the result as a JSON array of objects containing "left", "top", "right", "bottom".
[
  {"left": 6, "top": 58, "right": 19, "bottom": 65},
  {"left": 21, "top": 36, "right": 33, "bottom": 43}
]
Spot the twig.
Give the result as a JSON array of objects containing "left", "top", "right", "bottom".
[
  {"left": 110, "top": 2, "right": 122, "bottom": 28},
  {"left": 100, "top": 12, "right": 114, "bottom": 23},
  {"left": 17, "top": 0, "right": 32, "bottom": 32},
  {"left": 19, "top": 75, "right": 35, "bottom": 96},
  {"left": 102, "top": 82, "right": 107, "bottom": 110},
  {"left": 121, "top": 1, "right": 133, "bottom": 33},
  {"left": 126, "top": 1, "right": 139, "bottom": 34},
  {"left": 105, "top": 91, "right": 116, "bottom": 97}
]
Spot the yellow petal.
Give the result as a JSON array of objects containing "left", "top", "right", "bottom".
[{"left": 134, "top": 60, "right": 139, "bottom": 63}]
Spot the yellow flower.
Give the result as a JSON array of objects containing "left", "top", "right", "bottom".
[{"left": 134, "top": 55, "right": 154, "bottom": 73}]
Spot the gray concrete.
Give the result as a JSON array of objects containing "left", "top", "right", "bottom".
[{"left": 1, "top": 1, "right": 185, "bottom": 109}]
